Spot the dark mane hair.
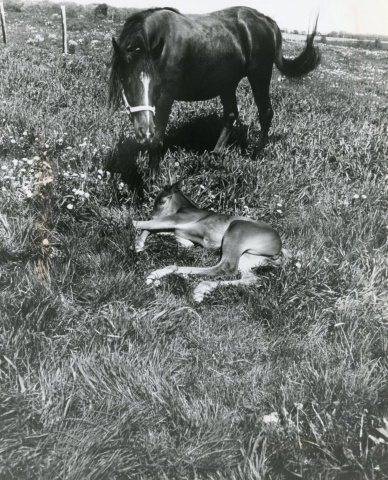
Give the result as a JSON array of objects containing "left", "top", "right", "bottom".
[{"left": 108, "top": 8, "right": 180, "bottom": 110}]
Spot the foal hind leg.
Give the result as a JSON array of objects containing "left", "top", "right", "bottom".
[
  {"left": 213, "top": 90, "right": 238, "bottom": 154},
  {"left": 247, "top": 69, "right": 274, "bottom": 159},
  {"left": 193, "top": 253, "right": 271, "bottom": 302},
  {"left": 146, "top": 224, "right": 243, "bottom": 285}
]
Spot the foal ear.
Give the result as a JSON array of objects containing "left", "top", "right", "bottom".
[
  {"left": 151, "top": 37, "right": 164, "bottom": 60},
  {"left": 112, "top": 37, "right": 124, "bottom": 58},
  {"left": 171, "top": 180, "right": 182, "bottom": 192}
]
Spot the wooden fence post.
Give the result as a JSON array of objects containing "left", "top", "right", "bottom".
[
  {"left": 0, "top": 2, "right": 7, "bottom": 45},
  {"left": 61, "top": 5, "right": 67, "bottom": 54}
]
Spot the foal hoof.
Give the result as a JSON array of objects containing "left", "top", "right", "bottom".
[
  {"left": 146, "top": 266, "right": 177, "bottom": 285},
  {"left": 193, "top": 281, "right": 217, "bottom": 303}
]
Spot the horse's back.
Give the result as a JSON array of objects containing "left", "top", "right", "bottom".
[{"left": 146, "top": 7, "right": 277, "bottom": 100}]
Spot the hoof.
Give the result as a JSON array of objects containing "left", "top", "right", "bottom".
[
  {"left": 146, "top": 266, "right": 177, "bottom": 285},
  {"left": 193, "top": 281, "right": 217, "bottom": 303}
]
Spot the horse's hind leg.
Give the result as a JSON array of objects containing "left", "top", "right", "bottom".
[
  {"left": 247, "top": 68, "right": 274, "bottom": 159},
  {"left": 213, "top": 90, "right": 238, "bottom": 154}
]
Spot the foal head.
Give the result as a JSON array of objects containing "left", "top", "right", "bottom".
[
  {"left": 110, "top": 11, "right": 164, "bottom": 145},
  {"left": 152, "top": 182, "right": 198, "bottom": 218}
]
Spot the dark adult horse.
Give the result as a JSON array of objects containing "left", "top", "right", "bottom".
[{"left": 108, "top": 7, "right": 320, "bottom": 177}]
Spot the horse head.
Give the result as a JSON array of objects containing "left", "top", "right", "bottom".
[{"left": 112, "top": 36, "right": 164, "bottom": 145}]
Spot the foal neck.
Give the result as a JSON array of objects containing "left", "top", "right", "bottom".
[{"left": 173, "top": 190, "right": 199, "bottom": 210}]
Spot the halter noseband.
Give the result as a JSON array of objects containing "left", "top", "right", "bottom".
[{"left": 121, "top": 90, "right": 155, "bottom": 116}]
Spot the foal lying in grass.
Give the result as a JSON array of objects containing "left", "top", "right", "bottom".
[{"left": 133, "top": 183, "right": 286, "bottom": 302}]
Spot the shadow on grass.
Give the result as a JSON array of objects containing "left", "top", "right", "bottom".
[
  {"left": 108, "top": 116, "right": 251, "bottom": 195},
  {"left": 106, "top": 136, "right": 146, "bottom": 201},
  {"left": 165, "top": 114, "right": 249, "bottom": 155}
]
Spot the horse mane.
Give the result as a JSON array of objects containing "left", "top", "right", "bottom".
[{"left": 108, "top": 8, "right": 180, "bottom": 110}]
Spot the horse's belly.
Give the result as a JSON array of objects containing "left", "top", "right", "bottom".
[{"left": 175, "top": 63, "right": 245, "bottom": 101}]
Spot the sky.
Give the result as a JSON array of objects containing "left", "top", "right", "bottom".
[{"left": 60, "top": 0, "right": 388, "bottom": 36}]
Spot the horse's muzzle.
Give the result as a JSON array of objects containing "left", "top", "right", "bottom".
[
  {"left": 133, "top": 114, "right": 155, "bottom": 145},
  {"left": 136, "top": 127, "right": 155, "bottom": 145}
]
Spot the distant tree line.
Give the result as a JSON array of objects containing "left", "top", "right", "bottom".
[{"left": 281, "top": 27, "right": 388, "bottom": 43}]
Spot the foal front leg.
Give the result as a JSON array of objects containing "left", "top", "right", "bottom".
[{"left": 134, "top": 230, "right": 151, "bottom": 252}]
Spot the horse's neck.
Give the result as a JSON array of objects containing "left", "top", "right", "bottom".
[{"left": 174, "top": 191, "right": 199, "bottom": 210}]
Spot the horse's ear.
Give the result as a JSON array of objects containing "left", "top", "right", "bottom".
[
  {"left": 151, "top": 37, "right": 164, "bottom": 60},
  {"left": 112, "top": 37, "right": 124, "bottom": 58}
]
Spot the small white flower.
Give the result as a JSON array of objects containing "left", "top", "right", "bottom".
[
  {"left": 67, "top": 204, "right": 74, "bottom": 210},
  {"left": 98, "top": 169, "right": 104, "bottom": 175},
  {"left": 353, "top": 194, "right": 360, "bottom": 199},
  {"left": 1, "top": 165, "right": 8, "bottom": 170},
  {"left": 80, "top": 173, "right": 86, "bottom": 178},
  {"left": 263, "top": 412, "right": 279, "bottom": 424},
  {"left": 26, "top": 159, "right": 33, "bottom": 165},
  {"left": 12, "top": 159, "right": 18, "bottom": 166},
  {"left": 23, "top": 131, "right": 27, "bottom": 136},
  {"left": 10, "top": 139, "right": 16, "bottom": 144},
  {"left": 84, "top": 192, "right": 90, "bottom": 199},
  {"left": 174, "top": 162, "right": 180, "bottom": 167},
  {"left": 361, "top": 194, "right": 367, "bottom": 199},
  {"left": 63, "top": 172, "right": 69, "bottom": 177},
  {"left": 295, "top": 262, "right": 302, "bottom": 269},
  {"left": 276, "top": 209, "right": 283, "bottom": 214}
]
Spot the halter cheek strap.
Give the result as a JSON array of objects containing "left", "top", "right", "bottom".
[{"left": 121, "top": 91, "right": 156, "bottom": 116}]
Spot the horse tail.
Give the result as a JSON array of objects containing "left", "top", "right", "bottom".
[{"left": 272, "top": 17, "right": 320, "bottom": 77}]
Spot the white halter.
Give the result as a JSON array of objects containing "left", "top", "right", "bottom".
[{"left": 121, "top": 90, "right": 155, "bottom": 116}]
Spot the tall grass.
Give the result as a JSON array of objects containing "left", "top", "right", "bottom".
[{"left": 1, "top": 3, "right": 388, "bottom": 479}]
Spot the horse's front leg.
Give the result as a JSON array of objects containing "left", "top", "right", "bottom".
[
  {"left": 213, "top": 90, "right": 238, "bottom": 155},
  {"left": 148, "top": 95, "right": 174, "bottom": 180}
]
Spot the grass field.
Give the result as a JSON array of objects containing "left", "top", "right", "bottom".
[{"left": 1, "top": 2, "right": 388, "bottom": 479}]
